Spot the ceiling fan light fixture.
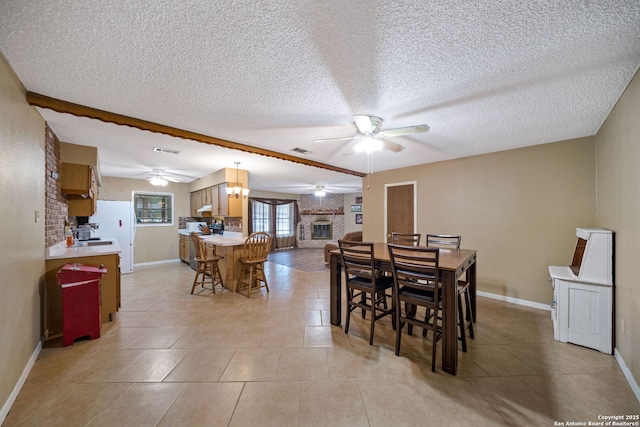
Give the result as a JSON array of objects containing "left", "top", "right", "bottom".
[
  {"left": 149, "top": 176, "right": 168, "bottom": 186},
  {"left": 354, "top": 135, "right": 383, "bottom": 153},
  {"left": 314, "top": 186, "right": 326, "bottom": 197}
]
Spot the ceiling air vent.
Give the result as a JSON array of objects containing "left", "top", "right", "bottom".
[
  {"left": 291, "top": 147, "right": 311, "bottom": 155},
  {"left": 153, "top": 147, "right": 180, "bottom": 154}
]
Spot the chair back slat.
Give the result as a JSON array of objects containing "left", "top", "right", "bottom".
[
  {"left": 426, "top": 234, "right": 461, "bottom": 251},
  {"left": 391, "top": 232, "right": 421, "bottom": 246},
  {"left": 388, "top": 244, "right": 440, "bottom": 297},
  {"left": 338, "top": 240, "right": 376, "bottom": 281}
]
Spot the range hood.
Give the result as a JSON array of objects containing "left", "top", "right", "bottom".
[{"left": 197, "top": 205, "right": 212, "bottom": 212}]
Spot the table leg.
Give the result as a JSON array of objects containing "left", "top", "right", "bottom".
[
  {"left": 442, "top": 270, "right": 458, "bottom": 375},
  {"left": 330, "top": 253, "right": 342, "bottom": 326}
]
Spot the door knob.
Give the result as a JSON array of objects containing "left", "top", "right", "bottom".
[{"left": 386, "top": 233, "right": 391, "bottom": 238}]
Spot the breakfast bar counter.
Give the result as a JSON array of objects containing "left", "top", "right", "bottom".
[{"left": 180, "top": 231, "right": 248, "bottom": 292}]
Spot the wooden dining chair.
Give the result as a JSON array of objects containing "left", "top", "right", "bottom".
[
  {"left": 237, "top": 232, "right": 272, "bottom": 298},
  {"left": 190, "top": 232, "right": 224, "bottom": 294},
  {"left": 388, "top": 244, "right": 442, "bottom": 371},
  {"left": 425, "top": 233, "right": 474, "bottom": 352},
  {"left": 339, "top": 240, "right": 395, "bottom": 345},
  {"left": 391, "top": 232, "right": 422, "bottom": 246}
]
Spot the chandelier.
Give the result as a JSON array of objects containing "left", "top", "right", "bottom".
[{"left": 226, "top": 161, "right": 249, "bottom": 199}]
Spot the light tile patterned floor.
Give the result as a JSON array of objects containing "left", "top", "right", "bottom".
[{"left": 4, "top": 260, "right": 639, "bottom": 426}]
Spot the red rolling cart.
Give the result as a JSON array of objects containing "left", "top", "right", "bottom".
[{"left": 56, "top": 263, "right": 107, "bottom": 347}]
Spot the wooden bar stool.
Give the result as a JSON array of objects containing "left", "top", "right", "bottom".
[
  {"left": 190, "top": 232, "right": 224, "bottom": 294},
  {"left": 237, "top": 232, "right": 272, "bottom": 298}
]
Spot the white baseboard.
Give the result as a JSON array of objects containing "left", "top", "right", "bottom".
[
  {"left": 614, "top": 349, "right": 640, "bottom": 402},
  {"left": 476, "top": 290, "right": 551, "bottom": 311},
  {"left": 134, "top": 259, "right": 181, "bottom": 268},
  {"left": 0, "top": 339, "right": 43, "bottom": 424}
]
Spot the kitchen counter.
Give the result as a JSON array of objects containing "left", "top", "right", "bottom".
[
  {"left": 178, "top": 230, "right": 246, "bottom": 246},
  {"left": 46, "top": 237, "right": 121, "bottom": 260},
  {"left": 201, "top": 232, "right": 246, "bottom": 246}
]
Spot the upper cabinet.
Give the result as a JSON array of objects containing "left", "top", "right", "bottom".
[
  {"left": 61, "top": 162, "right": 98, "bottom": 216},
  {"left": 190, "top": 190, "right": 202, "bottom": 217},
  {"left": 210, "top": 185, "right": 219, "bottom": 214},
  {"left": 190, "top": 183, "right": 241, "bottom": 217},
  {"left": 218, "top": 183, "right": 242, "bottom": 217}
]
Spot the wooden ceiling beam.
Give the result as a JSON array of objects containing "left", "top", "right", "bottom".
[{"left": 26, "top": 92, "right": 366, "bottom": 178}]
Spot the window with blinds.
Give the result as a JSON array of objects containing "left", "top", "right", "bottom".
[{"left": 133, "top": 192, "right": 173, "bottom": 225}]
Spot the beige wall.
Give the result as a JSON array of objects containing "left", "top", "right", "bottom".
[
  {"left": 0, "top": 54, "right": 46, "bottom": 413},
  {"left": 343, "top": 192, "right": 364, "bottom": 235},
  {"left": 596, "top": 70, "right": 640, "bottom": 384},
  {"left": 99, "top": 177, "right": 191, "bottom": 264},
  {"left": 363, "top": 137, "right": 596, "bottom": 305}
]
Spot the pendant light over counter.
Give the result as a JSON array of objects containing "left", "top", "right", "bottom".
[{"left": 226, "top": 161, "right": 249, "bottom": 199}]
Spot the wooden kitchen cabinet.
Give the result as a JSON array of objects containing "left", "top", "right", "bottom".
[
  {"left": 210, "top": 185, "right": 219, "bottom": 215},
  {"left": 179, "top": 234, "right": 190, "bottom": 262},
  {"left": 61, "top": 163, "right": 98, "bottom": 216},
  {"left": 190, "top": 190, "right": 201, "bottom": 217},
  {"left": 218, "top": 183, "right": 242, "bottom": 216},
  {"left": 202, "top": 186, "right": 211, "bottom": 206}
]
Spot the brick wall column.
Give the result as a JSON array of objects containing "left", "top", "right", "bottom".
[{"left": 45, "top": 124, "right": 67, "bottom": 247}]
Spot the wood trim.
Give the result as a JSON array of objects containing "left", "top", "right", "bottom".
[{"left": 27, "top": 92, "right": 366, "bottom": 178}]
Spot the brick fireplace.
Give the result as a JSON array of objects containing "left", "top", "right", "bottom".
[{"left": 297, "top": 193, "right": 344, "bottom": 248}]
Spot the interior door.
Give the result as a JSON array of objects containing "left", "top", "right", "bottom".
[{"left": 385, "top": 182, "right": 416, "bottom": 243}]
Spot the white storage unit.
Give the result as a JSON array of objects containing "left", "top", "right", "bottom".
[{"left": 548, "top": 228, "right": 613, "bottom": 354}]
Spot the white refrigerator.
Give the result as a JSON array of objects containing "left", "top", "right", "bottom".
[{"left": 89, "top": 200, "right": 135, "bottom": 274}]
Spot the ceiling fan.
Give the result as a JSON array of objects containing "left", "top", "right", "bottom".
[
  {"left": 147, "top": 169, "right": 182, "bottom": 186},
  {"left": 314, "top": 114, "right": 430, "bottom": 154}
]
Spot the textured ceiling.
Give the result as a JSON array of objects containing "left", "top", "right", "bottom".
[{"left": 1, "top": 0, "right": 639, "bottom": 194}]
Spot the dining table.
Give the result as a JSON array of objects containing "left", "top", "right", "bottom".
[{"left": 329, "top": 242, "right": 477, "bottom": 376}]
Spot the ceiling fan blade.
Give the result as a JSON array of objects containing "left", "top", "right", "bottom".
[
  {"left": 342, "top": 145, "right": 356, "bottom": 156},
  {"left": 380, "top": 124, "right": 430, "bottom": 138},
  {"left": 164, "top": 176, "right": 181, "bottom": 183},
  {"left": 381, "top": 138, "right": 405, "bottom": 153},
  {"left": 313, "top": 136, "right": 356, "bottom": 143}
]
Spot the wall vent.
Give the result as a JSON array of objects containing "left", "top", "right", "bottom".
[
  {"left": 153, "top": 147, "right": 180, "bottom": 154},
  {"left": 291, "top": 147, "right": 311, "bottom": 154}
]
